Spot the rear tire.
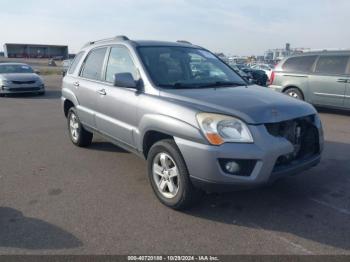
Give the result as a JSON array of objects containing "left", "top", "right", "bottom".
[
  {"left": 147, "top": 139, "right": 202, "bottom": 210},
  {"left": 284, "top": 88, "right": 304, "bottom": 100},
  {"left": 67, "top": 107, "right": 93, "bottom": 147}
]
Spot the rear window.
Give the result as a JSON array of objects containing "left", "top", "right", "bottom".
[
  {"left": 68, "top": 52, "right": 84, "bottom": 74},
  {"left": 315, "top": 55, "right": 349, "bottom": 75},
  {"left": 282, "top": 55, "right": 317, "bottom": 73}
]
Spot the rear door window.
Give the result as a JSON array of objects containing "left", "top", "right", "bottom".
[
  {"left": 282, "top": 55, "right": 317, "bottom": 73},
  {"left": 315, "top": 55, "right": 349, "bottom": 75},
  {"left": 80, "top": 47, "right": 108, "bottom": 80}
]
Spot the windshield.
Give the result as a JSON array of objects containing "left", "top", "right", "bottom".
[
  {"left": 0, "top": 64, "right": 34, "bottom": 74},
  {"left": 138, "top": 46, "right": 246, "bottom": 89}
]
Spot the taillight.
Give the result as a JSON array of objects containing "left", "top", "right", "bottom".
[{"left": 269, "top": 71, "right": 275, "bottom": 85}]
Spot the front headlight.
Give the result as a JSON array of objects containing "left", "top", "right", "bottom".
[{"left": 196, "top": 113, "right": 254, "bottom": 145}]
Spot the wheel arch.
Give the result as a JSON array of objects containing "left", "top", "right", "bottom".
[
  {"left": 63, "top": 99, "right": 75, "bottom": 117},
  {"left": 138, "top": 114, "right": 206, "bottom": 159},
  {"left": 142, "top": 131, "right": 174, "bottom": 159},
  {"left": 62, "top": 87, "right": 79, "bottom": 117}
]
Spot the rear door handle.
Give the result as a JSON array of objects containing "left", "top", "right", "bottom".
[
  {"left": 97, "top": 89, "right": 106, "bottom": 95},
  {"left": 337, "top": 79, "right": 348, "bottom": 83},
  {"left": 73, "top": 81, "right": 80, "bottom": 87}
]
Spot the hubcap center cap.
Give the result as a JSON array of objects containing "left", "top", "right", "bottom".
[{"left": 163, "top": 170, "right": 170, "bottom": 180}]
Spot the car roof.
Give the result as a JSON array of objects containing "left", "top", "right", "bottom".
[
  {"left": 292, "top": 50, "right": 350, "bottom": 56},
  {"left": 81, "top": 35, "right": 202, "bottom": 51},
  {"left": 132, "top": 40, "right": 195, "bottom": 47}
]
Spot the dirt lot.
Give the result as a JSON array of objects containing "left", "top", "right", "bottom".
[
  {"left": 0, "top": 75, "right": 349, "bottom": 255},
  {"left": 0, "top": 58, "right": 63, "bottom": 75}
]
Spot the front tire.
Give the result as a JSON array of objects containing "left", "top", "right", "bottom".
[
  {"left": 147, "top": 139, "right": 201, "bottom": 210},
  {"left": 284, "top": 88, "right": 304, "bottom": 100},
  {"left": 67, "top": 107, "right": 93, "bottom": 147}
]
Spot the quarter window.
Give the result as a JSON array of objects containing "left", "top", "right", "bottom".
[
  {"left": 282, "top": 56, "right": 317, "bottom": 73},
  {"left": 68, "top": 52, "right": 84, "bottom": 74},
  {"left": 80, "top": 47, "right": 107, "bottom": 80},
  {"left": 315, "top": 56, "right": 349, "bottom": 75},
  {"left": 105, "top": 46, "right": 138, "bottom": 83}
]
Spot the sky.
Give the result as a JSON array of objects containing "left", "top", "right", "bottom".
[{"left": 0, "top": 0, "right": 349, "bottom": 55}]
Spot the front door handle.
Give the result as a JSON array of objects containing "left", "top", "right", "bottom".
[
  {"left": 337, "top": 79, "right": 348, "bottom": 83},
  {"left": 97, "top": 89, "right": 106, "bottom": 95}
]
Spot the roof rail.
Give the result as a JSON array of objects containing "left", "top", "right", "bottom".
[
  {"left": 114, "top": 35, "right": 129, "bottom": 41},
  {"left": 176, "top": 40, "right": 192, "bottom": 45},
  {"left": 82, "top": 35, "right": 130, "bottom": 48}
]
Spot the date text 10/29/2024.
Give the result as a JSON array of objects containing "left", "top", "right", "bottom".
[{"left": 127, "top": 256, "right": 220, "bottom": 261}]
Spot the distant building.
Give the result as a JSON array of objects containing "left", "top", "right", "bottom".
[
  {"left": 227, "top": 56, "right": 250, "bottom": 64},
  {"left": 264, "top": 43, "right": 310, "bottom": 62},
  {"left": 4, "top": 43, "right": 69, "bottom": 59}
]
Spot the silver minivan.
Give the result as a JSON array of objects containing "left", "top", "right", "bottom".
[{"left": 269, "top": 51, "right": 350, "bottom": 110}]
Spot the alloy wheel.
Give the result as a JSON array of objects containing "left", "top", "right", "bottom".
[
  {"left": 288, "top": 91, "right": 300, "bottom": 99},
  {"left": 152, "top": 152, "right": 180, "bottom": 199},
  {"left": 69, "top": 112, "right": 80, "bottom": 142}
]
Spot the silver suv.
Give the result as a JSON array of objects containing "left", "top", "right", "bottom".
[{"left": 61, "top": 36, "right": 324, "bottom": 209}]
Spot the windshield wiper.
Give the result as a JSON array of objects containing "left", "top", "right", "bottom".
[{"left": 198, "top": 81, "right": 245, "bottom": 88}]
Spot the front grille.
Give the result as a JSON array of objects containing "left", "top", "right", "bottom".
[
  {"left": 12, "top": 80, "right": 36, "bottom": 85},
  {"left": 266, "top": 115, "right": 320, "bottom": 169},
  {"left": 8, "top": 87, "right": 40, "bottom": 92}
]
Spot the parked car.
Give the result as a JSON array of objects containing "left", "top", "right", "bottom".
[
  {"left": 238, "top": 65, "right": 268, "bottom": 86},
  {"left": 229, "top": 63, "right": 268, "bottom": 86},
  {"left": 62, "top": 36, "right": 323, "bottom": 209},
  {"left": 0, "top": 63, "right": 45, "bottom": 96},
  {"left": 251, "top": 64, "right": 273, "bottom": 79},
  {"left": 228, "top": 63, "right": 252, "bottom": 81},
  {"left": 269, "top": 51, "right": 350, "bottom": 110}
]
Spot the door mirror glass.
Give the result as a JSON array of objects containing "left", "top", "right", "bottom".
[{"left": 114, "top": 72, "right": 138, "bottom": 89}]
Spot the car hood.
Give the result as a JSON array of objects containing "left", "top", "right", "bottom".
[
  {"left": 0, "top": 73, "right": 41, "bottom": 82},
  {"left": 160, "top": 85, "right": 316, "bottom": 124}
]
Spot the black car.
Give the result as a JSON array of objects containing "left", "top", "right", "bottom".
[{"left": 229, "top": 63, "right": 268, "bottom": 86}]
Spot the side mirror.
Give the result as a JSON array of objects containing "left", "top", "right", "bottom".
[
  {"left": 34, "top": 70, "right": 41, "bottom": 75},
  {"left": 113, "top": 73, "right": 138, "bottom": 89}
]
